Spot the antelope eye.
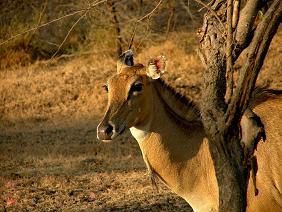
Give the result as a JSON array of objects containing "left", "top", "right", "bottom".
[
  {"left": 131, "top": 82, "right": 143, "bottom": 93},
  {"left": 102, "top": 84, "right": 108, "bottom": 92}
]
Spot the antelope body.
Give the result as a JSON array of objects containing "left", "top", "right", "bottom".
[{"left": 97, "top": 51, "right": 282, "bottom": 211}]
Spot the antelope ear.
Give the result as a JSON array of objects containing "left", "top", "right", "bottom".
[
  {"left": 146, "top": 55, "right": 167, "bottom": 79},
  {"left": 117, "top": 49, "right": 134, "bottom": 73}
]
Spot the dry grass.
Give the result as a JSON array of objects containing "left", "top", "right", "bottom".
[
  {"left": 1, "top": 170, "right": 191, "bottom": 211},
  {"left": 0, "top": 29, "right": 281, "bottom": 211}
]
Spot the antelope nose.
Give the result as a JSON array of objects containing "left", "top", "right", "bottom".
[{"left": 97, "top": 122, "right": 114, "bottom": 141}]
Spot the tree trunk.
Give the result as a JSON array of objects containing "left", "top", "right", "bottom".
[{"left": 197, "top": 0, "right": 282, "bottom": 211}]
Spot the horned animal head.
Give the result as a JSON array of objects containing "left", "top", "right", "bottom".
[{"left": 97, "top": 50, "right": 167, "bottom": 141}]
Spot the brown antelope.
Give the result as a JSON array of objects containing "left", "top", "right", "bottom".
[{"left": 97, "top": 50, "right": 282, "bottom": 211}]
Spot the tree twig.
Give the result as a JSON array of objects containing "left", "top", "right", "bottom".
[
  {"left": 125, "top": 0, "right": 163, "bottom": 52},
  {"left": 166, "top": 1, "right": 175, "bottom": 38},
  {"left": 135, "top": 18, "right": 152, "bottom": 52},
  {"left": 31, "top": 0, "right": 48, "bottom": 39},
  {"left": 137, "top": 0, "right": 163, "bottom": 23},
  {"left": 51, "top": 11, "right": 88, "bottom": 59},
  {"left": 180, "top": 0, "right": 195, "bottom": 23},
  {"left": 0, "top": 10, "right": 84, "bottom": 47},
  {"left": 0, "top": 0, "right": 107, "bottom": 47}
]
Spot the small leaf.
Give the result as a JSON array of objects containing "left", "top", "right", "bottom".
[{"left": 258, "top": 10, "right": 264, "bottom": 19}]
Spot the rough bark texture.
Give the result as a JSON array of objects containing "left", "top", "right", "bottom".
[
  {"left": 235, "top": 0, "right": 260, "bottom": 48},
  {"left": 198, "top": 1, "right": 246, "bottom": 211},
  {"left": 197, "top": 0, "right": 282, "bottom": 211}
]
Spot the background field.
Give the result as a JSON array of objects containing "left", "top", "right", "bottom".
[{"left": 0, "top": 1, "right": 281, "bottom": 211}]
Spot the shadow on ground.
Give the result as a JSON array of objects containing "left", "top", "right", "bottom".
[{"left": 0, "top": 122, "right": 192, "bottom": 211}]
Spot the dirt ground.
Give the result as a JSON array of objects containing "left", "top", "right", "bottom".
[{"left": 0, "top": 29, "right": 281, "bottom": 211}]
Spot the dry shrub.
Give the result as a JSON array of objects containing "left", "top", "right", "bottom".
[
  {"left": 0, "top": 49, "right": 32, "bottom": 69},
  {"left": 0, "top": 0, "right": 203, "bottom": 69},
  {"left": 0, "top": 0, "right": 92, "bottom": 67}
]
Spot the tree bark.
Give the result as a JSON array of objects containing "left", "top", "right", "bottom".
[
  {"left": 199, "top": 2, "right": 247, "bottom": 210},
  {"left": 197, "top": 0, "right": 281, "bottom": 211}
]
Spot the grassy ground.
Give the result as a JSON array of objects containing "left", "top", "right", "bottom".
[{"left": 0, "top": 28, "right": 281, "bottom": 211}]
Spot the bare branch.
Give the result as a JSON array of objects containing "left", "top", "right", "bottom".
[
  {"left": 0, "top": 0, "right": 107, "bottom": 47},
  {"left": 50, "top": 0, "right": 109, "bottom": 59},
  {"left": 235, "top": 0, "right": 260, "bottom": 47},
  {"left": 135, "top": 18, "right": 152, "bottom": 52},
  {"left": 22, "top": 0, "right": 48, "bottom": 51},
  {"left": 124, "top": 0, "right": 163, "bottom": 52},
  {"left": 32, "top": 0, "right": 48, "bottom": 37},
  {"left": 51, "top": 11, "right": 88, "bottom": 59},
  {"left": 232, "top": 0, "right": 240, "bottom": 28},
  {"left": 0, "top": 10, "right": 84, "bottom": 47},
  {"left": 226, "top": 0, "right": 282, "bottom": 127},
  {"left": 166, "top": 1, "right": 175, "bottom": 38},
  {"left": 226, "top": 0, "right": 234, "bottom": 103},
  {"left": 180, "top": 0, "right": 195, "bottom": 23},
  {"left": 137, "top": 0, "right": 163, "bottom": 23}
]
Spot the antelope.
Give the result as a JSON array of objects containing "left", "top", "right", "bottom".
[{"left": 97, "top": 50, "right": 282, "bottom": 211}]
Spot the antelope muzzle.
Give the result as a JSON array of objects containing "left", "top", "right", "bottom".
[{"left": 97, "top": 120, "right": 126, "bottom": 142}]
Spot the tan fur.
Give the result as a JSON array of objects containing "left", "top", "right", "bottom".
[{"left": 98, "top": 64, "right": 282, "bottom": 212}]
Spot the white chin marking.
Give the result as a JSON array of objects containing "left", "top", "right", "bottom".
[
  {"left": 130, "top": 125, "right": 150, "bottom": 143},
  {"left": 130, "top": 118, "right": 152, "bottom": 143}
]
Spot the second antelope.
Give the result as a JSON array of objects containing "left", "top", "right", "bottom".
[{"left": 97, "top": 50, "right": 282, "bottom": 212}]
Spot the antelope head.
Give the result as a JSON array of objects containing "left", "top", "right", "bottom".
[{"left": 97, "top": 50, "right": 167, "bottom": 142}]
